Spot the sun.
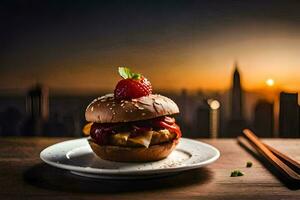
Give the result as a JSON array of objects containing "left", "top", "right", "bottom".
[{"left": 265, "top": 79, "right": 275, "bottom": 87}]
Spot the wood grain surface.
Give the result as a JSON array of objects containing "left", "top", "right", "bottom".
[{"left": 0, "top": 137, "right": 299, "bottom": 200}]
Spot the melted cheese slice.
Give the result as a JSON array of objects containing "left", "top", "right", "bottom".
[
  {"left": 82, "top": 123, "right": 93, "bottom": 136},
  {"left": 98, "top": 130, "right": 155, "bottom": 148},
  {"left": 112, "top": 132, "right": 131, "bottom": 145},
  {"left": 128, "top": 131, "right": 153, "bottom": 148}
]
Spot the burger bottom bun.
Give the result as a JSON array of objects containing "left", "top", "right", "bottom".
[{"left": 88, "top": 138, "right": 179, "bottom": 162}]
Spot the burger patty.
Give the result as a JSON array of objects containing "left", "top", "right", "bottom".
[
  {"left": 109, "top": 129, "right": 176, "bottom": 147},
  {"left": 87, "top": 116, "right": 181, "bottom": 147}
]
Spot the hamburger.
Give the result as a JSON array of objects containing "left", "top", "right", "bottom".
[{"left": 83, "top": 67, "right": 181, "bottom": 162}]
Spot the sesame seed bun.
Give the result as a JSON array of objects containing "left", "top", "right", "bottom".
[
  {"left": 85, "top": 94, "right": 179, "bottom": 123},
  {"left": 88, "top": 138, "right": 179, "bottom": 162}
]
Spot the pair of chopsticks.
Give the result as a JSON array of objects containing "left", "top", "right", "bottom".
[{"left": 239, "top": 129, "right": 300, "bottom": 184}]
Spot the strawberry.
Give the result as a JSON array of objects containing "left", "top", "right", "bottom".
[{"left": 114, "top": 67, "right": 152, "bottom": 100}]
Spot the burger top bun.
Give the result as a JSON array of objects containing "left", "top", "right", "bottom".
[{"left": 85, "top": 94, "right": 179, "bottom": 123}]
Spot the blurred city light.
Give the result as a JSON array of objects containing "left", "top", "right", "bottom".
[{"left": 209, "top": 100, "right": 220, "bottom": 110}]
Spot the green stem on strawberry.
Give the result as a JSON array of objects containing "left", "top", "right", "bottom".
[{"left": 118, "top": 67, "right": 141, "bottom": 80}]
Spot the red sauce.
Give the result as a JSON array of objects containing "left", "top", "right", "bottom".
[{"left": 90, "top": 116, "right": 181, "bottom": 145}]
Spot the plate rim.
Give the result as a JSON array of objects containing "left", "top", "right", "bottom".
[{"left": 40, "top": 137, "right": 220, "bottom": 175}]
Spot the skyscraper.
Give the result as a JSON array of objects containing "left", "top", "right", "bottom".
[
  {"left": 226, "top": 62, "right": 246, "bottom": 137},
  {"left": 194, "top": 101, "right": 210, "bottom": 138},
  {"left": 26, "top": 84, "right": 49, "bottom": 120},
  {"left": 22, "top": 84, "right": 49, "bottom": 135},
  {"left": 253, "top": 100, "right": 274, "bottom": 137},
  {"left": 279, "top": 92, "right": 299, "bottom": 138},
  {"left": 231, "top": 63, "right": 243, "bottom": 120}
]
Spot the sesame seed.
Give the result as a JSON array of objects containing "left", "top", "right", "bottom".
[
  {"left": 142, "top": 113, "right": 146, "bottom": 116},
  {"left": 106, "top": 103, "right": 110, "bottom": 106},
  {"left": 121, "top": 103, "right": 125, "bottom": 107},
  {"left": 125, "top": 101, "right": 128, "bottom": 103},
  {"left": 91, "top": 107, "right": 94, "bottom": 111},
  {"left": 109, "top": 108, "right": 113, "bottom": 110}
]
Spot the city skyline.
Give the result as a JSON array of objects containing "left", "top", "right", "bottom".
[
  {"left": 0, "top": 63, "right": 297, "bottom": 95},
  {"left": 0, "top": 61, "right": 299, "bottom": 138}
]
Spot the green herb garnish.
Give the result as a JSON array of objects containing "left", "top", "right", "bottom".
[
  {"left": 230, "top": 170, "right": 244, "bottom": 177},
  {"left": 246, "top": 161, "right": 253, "bottom": 168},
  {"left": 118, "top": 67, "right": 141, "bottom": 80}
]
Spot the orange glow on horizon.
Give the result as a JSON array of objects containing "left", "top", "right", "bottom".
[{"left": 1, "top": 23, "right": 300, "bottom": 93}]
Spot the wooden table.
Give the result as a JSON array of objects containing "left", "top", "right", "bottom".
[{"left": 0, "top": 138, "right": 299, "bottom": 199}]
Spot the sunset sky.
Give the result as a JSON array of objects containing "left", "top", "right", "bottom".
[{"left": 1, "top": 0, "right": 300, "bottom": 92}]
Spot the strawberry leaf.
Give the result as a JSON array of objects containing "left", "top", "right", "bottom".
[
  {"left": 118, "top": 67, "right": 132, "bottom": 79},
  {"left": 118, "top": 67, "right": 141, "bottom": 80},
  {"left": 131, "top": 73, "right": 141, "bottom": 79}
]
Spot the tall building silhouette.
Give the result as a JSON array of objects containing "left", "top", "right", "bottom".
[
  {"left": 22, "top": 84, "right": 49, "bottom": 135},
  {"left": 26, "top": 84, "right": 49, "bottom": 120},
  {"left": 253, "top": 100, "right": 274, "bottom": 137},
  {"left": 279, "top": 92, "right": 299, "bottom": 138},
  {"left": 231, "top": 63, "right": 243, "bottom": 120},
  {"left": 194, "top": 101, "right": 210, "bottom": 138},
  {"left": 226, "top": 62, "right": 246, "bottom": 137}
]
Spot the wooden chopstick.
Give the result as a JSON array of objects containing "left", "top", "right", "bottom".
[
  {"left": 263, "top": 142, "right": 300, "bottom": 174},
  {"left": 242, "top": 129, "right": 300, "bottom": 183},
  {"left": 237, "top": 136, "right": 300, "bottom": 173},
  {"left": 239, "top": 131, "right": 300, "bottom": 173}
]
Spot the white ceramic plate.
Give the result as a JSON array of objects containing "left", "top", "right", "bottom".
[{"left": 40, "top": 138, "right": 220, "bottom": 179}]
